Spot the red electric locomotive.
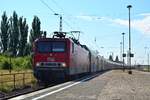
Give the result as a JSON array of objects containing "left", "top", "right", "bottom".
[{"left": 33, "top": 32, "right": 90, "bottom": 82}]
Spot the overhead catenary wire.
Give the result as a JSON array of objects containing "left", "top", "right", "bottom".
[
  {"left": 40, "top": 0, "right": 76, "bottom": 38},
  {"left": 42, "top": 0, "right": 88, "bottom": 38},
  {"left": 50, "top": 0, "right": 75, "bottom": 26},
  {"left": 50, "top": 0, "right": 65, "bottom": 14},
  {"left": 40, "top": 0, "right": 73, "bottom": 30},
  {"left": 50, "top": 0, "right": 84, "bottom": 38},
  {"left": 40, "top": 0, "right": 56, "bottom": 14},
  {"left": 39, "top": 0, "right": 96, "bottom": 50}
]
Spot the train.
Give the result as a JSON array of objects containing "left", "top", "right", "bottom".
[{"left": 32, "top": 32, "right": 123, "bottom": 83}]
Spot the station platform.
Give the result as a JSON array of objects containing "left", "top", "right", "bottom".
[{"left": 10, "top": 70, "right": 150, "bottom": 100}]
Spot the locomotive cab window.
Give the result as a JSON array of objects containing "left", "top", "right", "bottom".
[
  {"left": 37, "top": 41, "right": 52, "bottom": 53},
  {"left": 52, "top": 42, "right": 65, "bottom": 52},
  {"left": 37, "top": 41, "right": 66, "bottom": 53}
]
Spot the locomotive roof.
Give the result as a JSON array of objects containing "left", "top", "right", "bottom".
[
  {"left": 34, "top": 37, "right": 90, "bottom": 51},
  {"left": 35, "top": 37, "right": 70, "bottom": 41}
]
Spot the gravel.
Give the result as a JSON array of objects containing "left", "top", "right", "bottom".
[{"left": 98, "top": 70, "right": 150, "bottom": 100}]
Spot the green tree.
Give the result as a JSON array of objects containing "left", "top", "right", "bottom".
[
  {"left": 24, "top": 43, "right": 31, "bottom": 56},
  {"left": 0, "top": 11, "right": 9, "bottom": 53},
  {"left": 0, "top": 41, "right": 2, "bottom": 52},
  {"left": 9, "top": 11, "right": 19, "bottom": 56},
  {"left": 18, "top": 17, "right": 28, "bottom": 56},
  {"left": 8, "top": 16, "right": 13, "bottom": 55},
  {"left": 29, "top": 16, "right": 42, "bottom": 45},
  {"left": 109, "top": 55, "right": 113, "bottom": 61},
  {"left": 115, "top": 56, "right": 119, "bottom": 62}
]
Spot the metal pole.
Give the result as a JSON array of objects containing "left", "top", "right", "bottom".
[
  {"left": 9, "top": 55, "right": 11, "bottom": 73},
  {"left": 120, "top": 42, "right": 122, "bottom": 62},
  {"left": 122, "top": 32, "right": 125, "bottom": 71},
  {"left": 148, "top": 53, "right": 149, "bottom": 72},
  {"left": 127, "top": 5, "right": 132, "bottom": 74},
  {"left": 54, "top": 13, "right": 62, "bottom": 32},
  {"left": 59, "top": 15, "right": 62, "bottom": 32},
  {"left": 129, "top": 5, "right": 131, "bottom": 68}
]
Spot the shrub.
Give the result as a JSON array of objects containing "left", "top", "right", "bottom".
[
  {"left": 25, "top": 56, "right": 32, "bottom": 69},
  {"left": 0, "top": 84, "right": 13, "bottom": 93},
  {"left": 1, "top": 60, "right": 12, "bottom": 70},
  {"left": 0, "top": 55, "right": 32, "bottom": 70}
]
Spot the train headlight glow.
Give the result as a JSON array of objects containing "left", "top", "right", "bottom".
[
  {"left": 36, "top": 62, "right": 40, "bottom": 67},
  {"left": 61, "top": 62, "right": 66, "bottom": 67}
]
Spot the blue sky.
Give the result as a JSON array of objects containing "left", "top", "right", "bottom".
[{"left": 0, "top": 0, "right": 150, "bottom": 64}]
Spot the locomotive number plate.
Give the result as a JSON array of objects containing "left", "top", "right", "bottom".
[{"left": 47, "top": 57, "right": 55, "bottom": 61}]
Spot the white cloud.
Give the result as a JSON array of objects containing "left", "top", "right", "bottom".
[
  {"left": 75, "top": 13, "right": 150, "bottom": 35},
  {"left": 139, "top": 13, "right": 150, "bottom": 17},
  {"left": 133, "top": 16, "right": 150, "bottom": 34},
  {"left": 112, "top": 19, "right": 128, "bottom": 26},
  {"left": 111, "top": 14, "right": 150, "bottom": 35},
  {"left": 76, "top": 15, "right": 103, "bottom": 21}
]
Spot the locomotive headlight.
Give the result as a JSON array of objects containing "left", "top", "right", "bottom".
[
  {"left": 36, "top": 62, "right": 40, "bottom": 67},
  {"left": 61, "top": 62, "right": 66, "bottom": 67}
]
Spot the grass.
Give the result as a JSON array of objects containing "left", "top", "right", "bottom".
[{"left": 0, "top": 84, "right": 14, "bottom": 93}]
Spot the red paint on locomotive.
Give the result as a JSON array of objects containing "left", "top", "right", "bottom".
[{"left": 32, "top": 37, "right": 90, "bottom": 82}]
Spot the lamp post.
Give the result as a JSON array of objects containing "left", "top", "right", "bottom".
[
  {"left": 122, "top": 32, "right": 125, "bottom": 71},
  {"left": 127, "top": 5, "right": 132, "bottom": 74},
  {"left": 148, "top": 53, "right": 150, "bottom": 72},
  {"left": 120, "top": 42, "right": 122, "bottom": 62},
  {"left": 54, "top": 13, "right": 62, "bottom": 32}
]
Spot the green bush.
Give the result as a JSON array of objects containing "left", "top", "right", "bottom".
[
  {"left": 12, "top": 56, "right": 32, "bottom": 70},
  {"left": 0, "top": 84, "right": 13, "bottom": 93},
  {"left": 1, "top": 60, "right": 12, "bottom": 70},
  {"left": 0, "top": 55, "right": 32, "bottom": 70}
]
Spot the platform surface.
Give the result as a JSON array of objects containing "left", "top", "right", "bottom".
[{"left": 11, "top": 70, "right": 150, "bottom": 100}]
